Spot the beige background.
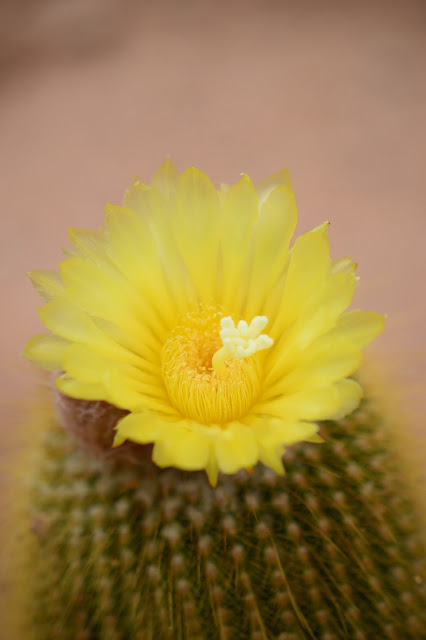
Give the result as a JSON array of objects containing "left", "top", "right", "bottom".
[{"left": 0, "top": 0, "right": 425, "bottom": 439}]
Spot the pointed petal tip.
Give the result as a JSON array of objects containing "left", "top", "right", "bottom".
[
  {"left": 271, "top": 459, "right": 286, "bottom": 476},
  {"left": 206, "top": 453, "right": 219, "bottom": 487},
  {"left": 207, "top": 472, "right": 218, "bottom": 488},
  {"left": 308, "top": 433, "right": 325, "bottom": 444},
  {"left": 151, "top": 158, "right": 180, "bottom": 191},
  {"left": 180, "top": 165, "right": 207, "bottom": 179},
  {"left": 312, "top": 221, "right": 330, "bottom": 236},
  {"left": 112, "top": 431, "right": 125, "bottom": 448},
  {"left": 239, "top": 172, "right": 254, "bottom": 184},
  {"left": 27, "top": 269, "right": 45, "bottom": 283}
]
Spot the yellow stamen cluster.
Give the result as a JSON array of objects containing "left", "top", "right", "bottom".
[{"left": 161, "top": 309, "right": 269, "bottom": 424}]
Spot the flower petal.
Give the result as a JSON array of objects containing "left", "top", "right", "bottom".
[
  {"left": 39, "top": 299, "right": 153, "bottom": 365},
  {"left": 174, "top": 168, "right": 220, "bottom": 302},
  {"left": 272, "top": 341, "right": 362, "bottom": 394},
  {"left": 56, "top": 375, "right": 108, "bottom": 401},
  {"left": 104, "top": 204, "right": 176, "bottom": 329},
  {"left": 105, "top": 368, "right": 174, "bottom": 414},
  {"left": 152, "top": 424, "right": 212, "bottom": 471},
  {"left": 329, "top": 378, "right": 363, "bottom": 420},
  {"left": 254, "top": 422, "right": 323, "bottom": 475},
  {"left": 113, "top": 411, "right": 163, "bottom": 447},
  {"left": 68, "top": 228, "right": 109, "bottom": 265},
  {"left": 39, "top": 298, "right": 110, "bottom": 344},
  {"left": 255, "top": 384, "right": 341, "bottom": 421},
  {"left": 116, "top": 416, "right": 215, "bottom": 470},
  {"left": 327, "top": 310, "right": 385, "bottom": 349},
  {"left": 267, "top": 268, "right": 357, "bottom": 383},
  {"left": 62, "top": 343, "right": 159, "bottom": 396},
  {"left": 214, "top": 423, "right": 258, "bottom": 474},
  {"left": 256, "top": 168, "right": 293, "bottom": 206},
  {"left": 251, "top": 418, "right": 319, "bottom": 447},
  {"left": 28, "top": 270, "right": 65, "bottom": 302},
  {"left": 219, "top": 173, "right": 258, "bottom": 311},
  {"left": 331, "top": 256, "right": 357, "bottom": 275},
  {"left": 60, "top": 257, "right": 163, "bottom": 349},
  {"left": 270, "top": 229, "right": 331, "bottom": 338},
  {"left": 151, "top": 158, "right": 180, "bottom": 198},
  {"left": 24, "top": 333, "right": 70, "bottom": 370},
  {"left": 245, "top": 185, "right": 297, "bottom": 318}
]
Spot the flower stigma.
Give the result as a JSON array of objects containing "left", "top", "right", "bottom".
[{"left": 212, "top": 316, "right": 274, "bottom": 377}]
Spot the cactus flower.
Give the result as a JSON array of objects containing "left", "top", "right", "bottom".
[{"left": 24, "top": 161, "right": 384, "bottom": 485}]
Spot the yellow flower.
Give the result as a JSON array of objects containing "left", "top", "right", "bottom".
[{"left": 25, "top": 160, "right": 384, "bottom": 485}]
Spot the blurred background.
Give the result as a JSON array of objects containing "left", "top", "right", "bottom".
[{"left": 0, "top": 0, "right": 425, "bottom": 437}]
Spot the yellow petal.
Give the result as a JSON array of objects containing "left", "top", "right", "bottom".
[
  {"left": 153, "top": 424, "right": 212, "bottom": 471},
  {"left": 271, "top": 341, "right": 362, "bottom": 394},
  {"left": 256, "top": 376, "right": 363, "bottom": 423},
  {"left": 60, "top": 257, "right": 160, "bottom": 346},
  {"left": 39, "top": 298, "right": 109, "bottom": 344},
  {"left": 256, "top": 168, "right": 293, "bottom": 206},
  {"left": 174, "top": 168, "right": 220, "bottom": 302},
  {"left": 331, "top": 256, "right": 357, "bottom": 275},
  {"left": 151, "top": 157, "right": 180, "bottom": 198},
  {"left": 68, "top": 228, "right": 108, "bottom": 264},
  {"left": 63, "top": 343, "right": 111, "bottom": 383},
  {"left": 219, "top": 173, "right": 258, "bottom": 310},
  {"left": 122, "top": 178, "right": 149, "bottom": 214},
  {"left": 252, "top": 418, "right": 319, "bottom": 475},
  {"left": 205, "top": 458, "right": 219, "bottom": 486},
  {"left": 90, "top": 316, "right": 161, "bottom": 373},
  {"left": 270, "top": 229, "right": 330, "bottom": 338},
  {"left": 256, "top": 384, "right": 340, "bottom": 421},
  {"left": 56, "top": 375, "right": 107, "bottom": 401},
  {"left": 105, "top": 368, "right": 174, "bottom": 414},
  {"left": 113, "top": 411, "right": 163, "bottom": 447},
  {"left": 39, "top": 299, "right": 152, "bottom": 365},
  {"left": 311, "top": 221, "right": 330, "bottom": 236},
  {"left": 327, "top": 310, "right": 385, "bottom": 348},
  {"left": 256, "top": 443, "right": 286, "bottom": 475},
  {"left": 104, "top": 205, "right": 176, "bottom": 334},
  {"left": 291, "top": 270, "right": 357, "bottom": 348},
  {"left": 28, "top": 270, "right": 65, "bottom": 302},
  {"left": 214, "top": 423, "right": 258, "bottom": 474},
  {"left": 119, "top": 418, "right": 216, "bottom": 471},
  {"left": 24, "top": 333, "right": 70, "bottom": 370},
  {"left": 329, "top": 378, "right": 363, "bottom": 420},
  {"left": 245, "top": 185, "right": 297, "bottom": 318},
  {"left": 267, "top": 269, "right": 357, "bottom": 382},
  {"left": 62, "top": 343, "right": 155, "bottom": 390},
  {"left": 116, "top": 192, "right": 194, "bottom": 319},
  {"left": 251, "top": 418, "right": 319, "bottom": 447}
]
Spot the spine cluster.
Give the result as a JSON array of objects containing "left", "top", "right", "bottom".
[{"left": 20, "top": 404, "right": 426, "bottom": 639}]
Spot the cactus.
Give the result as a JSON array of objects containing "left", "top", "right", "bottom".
[
  {"left": 13, "top": 162, "right": 425, "bottom": 638},
  {"left": 9, "top": 389, "right": 426, "bottom": 640}
]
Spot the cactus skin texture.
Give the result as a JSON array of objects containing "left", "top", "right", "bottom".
[{"left": 20, "top": 401, "right": 426, "bottom": 640}]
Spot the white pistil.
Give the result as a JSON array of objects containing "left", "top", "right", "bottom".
[{"left": 212, "top": 315, "right": 274, "bottom": 377}]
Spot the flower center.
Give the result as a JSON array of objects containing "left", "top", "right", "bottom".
[{"left": 161, "top": 307, "right": 273, "bottom": 424}]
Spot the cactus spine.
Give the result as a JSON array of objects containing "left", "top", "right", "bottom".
[{"left": 8, "top": 392, "right": 425, "bottom": 640}]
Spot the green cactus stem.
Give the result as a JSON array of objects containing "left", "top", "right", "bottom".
[{"left": 6, "top": 394, "right": 426, "bottom": 640}]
